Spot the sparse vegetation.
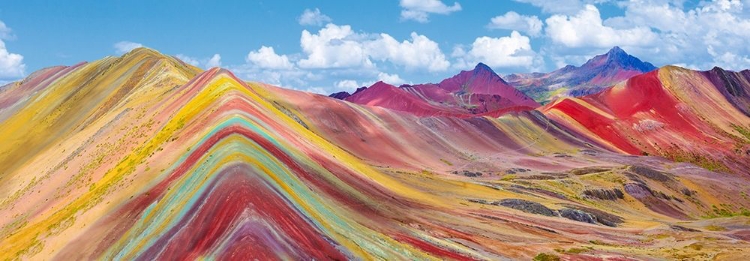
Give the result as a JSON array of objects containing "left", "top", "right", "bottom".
[
  {"left": 705, "top": 225, "right": 725, "bottom": 231},
  {"left": 501, "top": 174, "right": 516, "bottom": 181},
  {"left": 533, "top": 253, "right": 560, "bottom": 261},
  {"left": 439, "top": 158, "right": 453, "bottom": 166},
  {"left": 703, "top": 204, "right": 750, "bottom": 218},
  {"left": 555, "top": 247, "right": 588, "bottom": 254},
  {"left": 731, "top": 124, "right": 750, "bottom": 140},
  {"left": 666, "top": 151, "right": 731, "bottom": 173}
]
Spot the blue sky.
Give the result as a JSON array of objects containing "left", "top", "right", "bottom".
[{"left": 1, "top": 0, "right": 749, "bottom": 93}]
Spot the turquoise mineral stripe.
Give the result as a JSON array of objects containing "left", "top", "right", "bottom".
[{"left": 110, "top": 115, "right": 396, "bottom": 259}]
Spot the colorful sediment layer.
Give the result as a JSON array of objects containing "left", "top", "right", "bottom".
[
  {"left": 1, "top": 48, "right": 749, "bottom": 260},
  {"left": 544, "top": 66, "right": 750, "bottom": 174}
]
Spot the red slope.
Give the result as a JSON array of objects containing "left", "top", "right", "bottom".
[
  {"left": 342, "top": 63, "right": 539, "bottom": 117},
  {"left": 345, "top": 81, "right": 466, "bottom": 117},
  {"left": 544, "top": 67, "right": 750, "bottom": 173},
  {"left": 402, "top": 63, "right": 540, "bottom": 113}
]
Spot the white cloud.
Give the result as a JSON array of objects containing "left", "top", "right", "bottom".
[
  {"left": 174, "top": 53, "right": 222, "bottom": 69},
  {"left": 709, "top": 46, "right": 750, "bottom": 69},
  {"left": 399, "top": 0, "right": 462, "bottom": 23},
  {"left": 298, "top": 24, "right": 374, "bottom": 69},
  {"left": 605, "top": 1, "right": 688, "bottom": 32},
  {"left": 113, "top": 41, "right": 143, "bottom": 55},
  {"left": 235, "top": 23, "right": 448, "bottom": 93},
  {"left": 488, "top": 11, "right": 543, "bottom": 37},
  {"left": 246, "top": 46, "right": 294, "bottom": 69},
  {"left": 377, "top": 72, "right": 406, "bottom": 85},
  {"left": 232, "top": 63, "right": 310, "bottom": 90},
  {"left": 174, "top": 54, "right": 200, "bottom": 66},
  {"left": 513, "top": 0, "right": 612, "bottom": 15},
  {"left": 233, "top": 46, "right": 310, "bottom": 90},
  {"left": 298, "top": 23, "right": 449, "bottom": 72},
  {"left": 304, "top": 87, "right": 328, "bottom": 94},
  {"left": 545, "top": 5, "right": 658, "bottom": 49},
  {"left": 0, "top": 21, "right": 24, "bottom": 79},
  {"left": 513, "top": 0, "right": 583, "bottom": 15},
  {"left": 298, "top": 8, "right": 332, "bottom": 26},
  {"left": 335, "top": 79, "right": 360, "bottom": 91},
  {"left": 0, "top": 41, "right": 25, "bottom": 79},
  {"left": 366, "top": 32, "right": 450, "bottom": 72},
  {"left": 0, "top": 21, "right": 16, "bottom": 40},
  {"left": 455, "top": 31, "right": 540, "bottom": 70},
  {"left": 585, "top": 0, "right": 750, "bottom": 70},
  {"left": 205, "top": 54, "right": 221, "bottom": 68}
]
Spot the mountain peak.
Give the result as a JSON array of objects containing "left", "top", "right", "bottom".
[
  {"left": 583, "top": 46, "right": 657, "bottom": 72},
  {"left": 603, "top": 46, "right": 631, "bottom": 64},
  {"left": 122, "top": 47, "right": 165, "bottom": 59},
  {"left": 371, "top": 81, "right": 389, "bottom": 87},
  {"left": 606, "top": 46, "right": 626, "bottom": 57},
  {"left": 434, "top": 62, "right": 513, "bottom": 88},
  {"left": 474, "top": 62, "right": 495, "bottom": 73}
]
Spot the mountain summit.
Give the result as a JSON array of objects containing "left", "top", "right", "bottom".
[
  {"left": 472, "top": 62, "right": 497, "bottom": 75},
  {"left": 506, "top": 46, "right": 657, "bottom": 103},
  {"left": 337, "top": 63, "right": 539, "bottom": 116},
  {"left": 583, "top": 46, "right": 657, "bottom": 72}
]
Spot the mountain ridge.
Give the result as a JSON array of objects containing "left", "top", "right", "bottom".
[
  {"left": 337, "top": 62, "right": 539, "bottom": 116},
  {"left": 2, "top": 47, "right": 750, "bottom": 260},
  {"left": 330, "top": 46, "right": 655, "bottom": 109},
  {"left": 505, "top": 46, "right": 656, "bottom": 103}
]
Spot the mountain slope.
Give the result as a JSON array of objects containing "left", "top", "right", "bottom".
[
  {"left": 508, "top": 46, "right": 657, "bottom": 103},
  {"left": 0, "top": 48, "right": 201, "bottom": 176},
  {"left": 344, "top": 81, "right": 467, "bottom": 117},
  {"left": 702, "top": 67, "right": 750, "bottom": 116},
  {"left": 337, "top": 63, "right": 540, "bottom": 116},
  {"left": 544, "top": 66, "right": 750, "bottom": 173},
  {"left": 1, "top": 48, "right": 749, "bottom": 260},
  {"left": 401, "top": 63, "right": 540, "bottom": 113}
]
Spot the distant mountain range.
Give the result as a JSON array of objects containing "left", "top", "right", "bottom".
[
  {"left": 506, "top": 46, "right": 657, "bottom": 103},
  {"left": 333, "top": 63, "right": 539, "bottom": 117},
  {"left": 331, "top": 46, "right": 657, "bottom": 107}
]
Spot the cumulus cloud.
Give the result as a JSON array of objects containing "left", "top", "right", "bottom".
[
  {"left": 454, "top": 31, "right": 541, "bottom": 71},
  {"left": 232, "top": 63, "right": 310, "bottom": 90},
  {"left": 0, "top": 21, "right": 16, "bottom": 40},
  {"left": 174, "top": 53, "right": 222, "bottom": 69},
  {"left": 205, "top": 54, "right": 221, "bottom": 68},
  {"left": 234, "top": 47, "right": 309, "bottom": 90},
  {"left": 545, "top": 5, "right": 657, "bottom": 49},
  {"left": 113, "top": 41, "right": 143, "bottom": 55},
  {"left": 304, "top": 86, "right": 328, "bottom": 94},
  {"left": 335, "top": 79, "right": 360, "bottom": 91},
  {"left": 247, "top": 46, "right": 295, "bottom": 70},
  {"left": 0, "top": 41, "right": 25, "bottom": 79},
  {"left": 298, "top": 24, "right": 374, "bottom": 69},
  {"left": 367, "top": 32, "right": 450, "bottom": 72},
  {"left": 601, "top": 0, "right": 750, "bottom": 70},
  {"left": 528, "top": 0, "right": 750, "bottom": 71},
  {"left": 488, "top": 11, "right": 543, "bottom": 37},
  {"left": 377, "top": 72, "right": 407, "bottom": 85},
  {"left": 298, "top": 23, "right": 450, "bottom": 72},
  {"left": 233, "top": 23, "right": 446, "bottom": 93},
  {"left": 174, "top": 54, "right": 200, "bottom": 67},
  {"left": 513, "top": 0, "right": 610, "bottom": 15},
  {"left": 399, "top": 0, "right": 462, "bottom": 23},
  {"left": 298, "top": 8, "right": 332, "bottom": 26},
  {"left": 0, "top": 21, "right": 25, "bottom": 79}
]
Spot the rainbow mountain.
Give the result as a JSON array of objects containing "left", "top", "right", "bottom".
[{"left": 1, "top": 48, "right": 749, "bottom": 260}]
